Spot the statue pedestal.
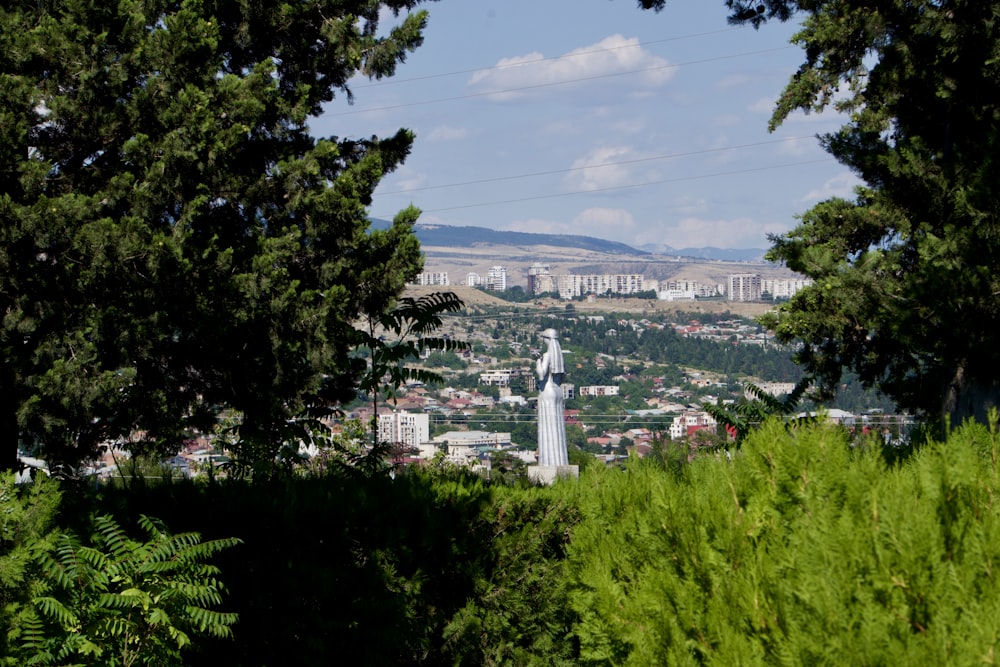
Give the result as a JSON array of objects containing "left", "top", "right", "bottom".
[{"left": 527, "top": 465, "right": 579, "bottom": 486}]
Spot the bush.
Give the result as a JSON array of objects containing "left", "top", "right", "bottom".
[{"left": 564, "top": 419, "right": 1000, "bottom": 664}]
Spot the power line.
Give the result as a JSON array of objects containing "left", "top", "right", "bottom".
[
  {"left": 351, "top": 27, "right": 745, "bottom": 89},
  {"left": 328, "top": 46, "right": 795, "bottom": 116},
  {"left": 376, "top": 136, "right": 818, "bottom": 195},
  {"left": 375, "top": 157, "right": 834, "bottom": 216}
]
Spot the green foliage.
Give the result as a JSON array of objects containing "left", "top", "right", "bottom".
[
  {"left": 442, "top": 486, "right": 581, "bottom": 666},
  {"left": 17, "top": 417, "right": 1000, "bottom": 664},
  {"left": 565, "top": 419, "right": 1000, "bottom": 664},
  {"left": 0, "top": 0, "right": 435, "bottom": 469},
  {"left": 703, "top": 377, "right": 811, "bottom": 445},
  {"left": 727, "top": 0, "right": 1000, "bottom": 426},
  {"left": 0, "top": 474, "right": 61, "bottom": 661},
  {"left": 13, "top": 514, "right": 239, "bottom": 667}
]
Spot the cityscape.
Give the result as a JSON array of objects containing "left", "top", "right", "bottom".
[{"left": 408, "top": 264, "right": 812, "bottom": 302}]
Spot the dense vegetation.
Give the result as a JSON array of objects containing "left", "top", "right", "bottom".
[
  {"left": 5, "top": 0, "right": 999, "bottom": 662},
  {"left": 0, "top": 0, "right": 432, "bottom": 472},
  {"left": 6, "top": 419, "right": 1000, "bottom": 664}
]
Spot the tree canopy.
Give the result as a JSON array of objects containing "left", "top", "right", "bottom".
[
  {"left": 642, "top": 1, "right": 1000, "bottom": 428},
  {"left": 0, "top": 0, "right": 435, "bottom": 470}
]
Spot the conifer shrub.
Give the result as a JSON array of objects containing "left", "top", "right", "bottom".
[
  {"left": 442, "top": 484, "right": 581, "bottom": 665},
  {"left": 564, "top": 419, "right": 1000, "bottom": 664}
]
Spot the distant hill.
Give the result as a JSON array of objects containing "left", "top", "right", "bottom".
[
  {"left": 637, "top": 243, "right": 768, "bottom": 263},
  {"left": 370, "top": 220, "right": 767, "bottom": 262}
]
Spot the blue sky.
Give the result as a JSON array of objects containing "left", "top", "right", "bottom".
[{"left": 313, "top": 0, "right": 859, "bottom": 250}]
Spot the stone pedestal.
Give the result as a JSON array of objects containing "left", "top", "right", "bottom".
[{"left": 527, "top": 464, "right": 579, "bottom": 486}]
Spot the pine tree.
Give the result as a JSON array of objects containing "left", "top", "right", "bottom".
[{"left": 0, "top": 0, "right": 435, "bottom": 470}]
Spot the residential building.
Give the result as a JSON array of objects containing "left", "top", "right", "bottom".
[
  {"left": 579, "top": 385, "right": 621, "bottom": 396},
  {"left": 669, "top": 411, "right": 717, "bottom": 440},
  {"left": 728, "top": 273, "right": 762, "bottom": 302},
  {"left": 377, "top": 411, "right": 430, "bottom": 450},
  {"left": 407, "top": 272, "right": 449, "bottom": 286},
  {"left": 760, "top": 278, "right": 812, "bottom": 300},
  {"left": 557, "top": 273, "right": 645, "bottom": 299},
  {"left": 486, "top": 265, "right": 508, "bottom": 291}
]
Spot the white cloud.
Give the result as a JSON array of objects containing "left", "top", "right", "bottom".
[
  {"left": 563, "top": 145, "right": 636, "bottom": 191},
  {"left": 704, "top": 134, "right": 741, "bottom": 165},
  {"left": 426, "top": 125, "right": 469, "bottom": 142},
  {"left": 572, "top": 208, "right": 638, "bottom": 236},
  {"left": 657, "top": 216, "right": 787, "bottom": 249},
  {"left": 712, "top": 113, "right": 743, "bottom": 128},
  {"left": 467, "top": 34, "right": 675, "bottom": 100},
  {"left": 799, "top": 172, "right": 862, "bottom": 203},
  {"left": 748, "top": 96, "right": 777, "bottom": 115},
  {"left": 378, "top": 168, "right": 427, "bottom": 193},
  {"left": 715, "top": 73, "right": 751, "bottom": 91},
  {"left": 669, "top": 195, "right": 710, "bottom": 216}
]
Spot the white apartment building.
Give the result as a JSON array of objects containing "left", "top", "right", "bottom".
[
  {"left": 657, "top": 279, "right": 721, "bottom": 301},
  {"left": 377, "top": 411, "right": 430, "bottom": 450},
  {"left": 465, "top": 272, "right": 482, "bottom": 287},
  {"left": 486, "top": 265, "right": 508, "bottom": 291},
  {"left": 557, "top": 273, "right": 644, "bottom": 299},
  {"left": 408, "top": 272, "right": 450, "bottom": 287},
  {"left": 728, "top": 274, "right": 762, "bottom": 302},
  {"left": 669, "top": 411, "right": 718, "bottom": 440},
  {"left": 761, "top": 278, "right": 812, "bottom": 300},
  {"left": 579, "top": 385, "right": 621, "bottom": 397}
]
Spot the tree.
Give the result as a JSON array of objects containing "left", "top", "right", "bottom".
[
  {"left": 760, "top": 1, "right": 1000, "bottom": 429},
  {"left": 0, "top": 0, "right": 435, "bottom": 471},
  {"left": 638, "top": 1, "right": 1000, "bottom": 429}
]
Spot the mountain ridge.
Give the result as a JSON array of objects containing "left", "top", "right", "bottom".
[{"left": 371, "top": 220, "right": 767, "bottom": 262}]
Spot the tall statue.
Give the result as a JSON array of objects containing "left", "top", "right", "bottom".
[{"left": 536, "top": 328, "right": 568, "bottom": 467}]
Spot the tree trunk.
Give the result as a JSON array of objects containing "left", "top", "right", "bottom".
[{"left": 941, "top": 361, "right": 1000, "bottom": 435}]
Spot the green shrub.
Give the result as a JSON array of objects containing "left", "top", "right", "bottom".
[
  {"left": 14, "top": 514, "right": 239, "bottom": 667},
  {"left": 565, "top": 419, "right": 1000, "bottom": 664}
]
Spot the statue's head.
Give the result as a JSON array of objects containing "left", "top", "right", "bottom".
[{"left": 540, "top": 328, "right": 558, "bottom": 341}]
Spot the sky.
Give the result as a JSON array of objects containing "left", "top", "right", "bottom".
[{"left": 312, "top": 0, "right": 861, "bottom": 251}]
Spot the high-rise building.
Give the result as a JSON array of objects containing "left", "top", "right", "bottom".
[
  {"left": 377, "top": 411, "right": 430, "bottom": 450},
  {"left": 728, "top": 274, "right": 762, "bottom": 301},
  {"left": 486, "top": 265, "right": 507, "bottom": 291},
  {"left": 526, "top": 263, "right": 551, "bottom": 294}
]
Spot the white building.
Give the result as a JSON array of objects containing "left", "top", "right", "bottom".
[
  {"left": 657, "top": 279, "right": 720, "bottom": 301},
  {"left": 377, "top": 411, "right": 430, "bottom": 450},
  {"left": 579, "top": 385, "right": 620, "bottom": 396},
  {"left": 465, "top": 272, "right": 482, "bottom": 287},
  {"left": 761, "top": 278, "right": 812, "bottom": 300},
  {"left": 408, "top": 272, "right": 449, "bottom": 287},
  {"left": 557, "top": 273, "right": 645, "bottom": 299},
  {"left": 433, "top": 430, "right": 512, "bottom": 463},
  {"left": 669, "top": 411, "right": 718, "bottom": 440},
  {"left": 486, "top": 265, "right": 508, "bottom": 291},
  {"left": 728, "top": 274, "right": 762, "bottom": 302}
]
